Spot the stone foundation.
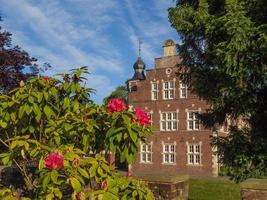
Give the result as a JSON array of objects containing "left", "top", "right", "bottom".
[
  {"left": 133, "top": 172, "right": 189, "bottom": 200},
  {"left": 240, "top": 179, "right": 267, "bottom": 200}
]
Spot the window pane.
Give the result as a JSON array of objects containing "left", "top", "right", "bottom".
[
  {"left": 168, "top": 113, "right": 172, "bottom": 120},
  {"left": 147, "top": 144, "right": 151, "bottom": 152},
  {"left": 170, "top": 154, "right": 175, "bottom": 163},
  {"left": 153, "top": 91, "right": 157, "bottom": 100},
  {"left": 195, "top": 155, "right": 200, "bottom": 164},
  {"left": 161, "top": 122, "right": 166, "bottom": 130},
  {"left": 195, "top": 145, "right": 200, "bottom": 153},
  {"left": 194, "top": 112, "right": 200, "bottom": 120},
  {"left": 188, "top": 112, "right": 193, "bottom": 119},
  {"left": 164, "top": 154, "right": 169, "bottom": 162},
  {"left": 152, "top": 83, "right": 157, "bottom": 90},
  {"left": 170, "top": 145, "right": 175, "bottom": 152},
  {"left": 164, "top": 145, "right": 169, "bottom": 152},
  {"left": 170, "top": 90, "right": 174, "bottom": 98},
  {"left": 141, "top": 144, "right": 146, "bottom": 152},
  {"left": 189, "top": 145, "right": 194, "bottom": 153},
  {"left": 162, "top": 113, "right": 166, "bottom": 120},
  {"left": 164, "top": 91, "right": 168, "bottom": 99},
  {"left": 195, "top": 120, "right": 200, "bottom": 130},
  {"left": 172, "top": 122, "right": 177, "bottom": 130},
  {"left": 189, "top": 155, "right": 194, "bottom": 164},
  {"left": 189, "top": 121, "right": 193, "bottom": 130},
  {"left": 181, "top": 88, "right": 186, "bottom": 98},
  {"left": 170, "top": 81, "right": 174, "bottom": 89},
  {"left": 164, "top": 82, "right": 168, "bottom": 89},
  {"left": 142, "top": 153, "right": 146, "bottom": 162},
  {"left": 173, "top": 113, "right": 177, "bottom": 120},
  {"left": 147, "top": 153, "right": 152, "bottom": 162},
  {"left": 167, "top": 122, "right": 172, "bottom": 130}
]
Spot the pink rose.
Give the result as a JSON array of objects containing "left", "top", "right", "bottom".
[
  {"left": 107, "top": 98, "right": 126, "bottom": 113},
  {"left": 44, "top": 153, "right": 64, "bottom": 170},
  {"left": 132, "top": 108, "right": 150, "bottom": 126}
]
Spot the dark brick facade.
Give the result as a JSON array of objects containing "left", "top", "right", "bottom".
[{"left": 127, "top": 40, "right": 218, "bottom": 176}]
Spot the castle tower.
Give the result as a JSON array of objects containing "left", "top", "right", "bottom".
[{"left": 131, "top": 57, "right": 146, "bottom": 80}]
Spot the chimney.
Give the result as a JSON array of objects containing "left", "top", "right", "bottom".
[{"left": 163, "top": 39, "right": 176, "bottom": 57}]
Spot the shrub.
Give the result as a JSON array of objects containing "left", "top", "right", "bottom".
[{"left": 0, "top": 67, "right": 154, "bottom": 199}]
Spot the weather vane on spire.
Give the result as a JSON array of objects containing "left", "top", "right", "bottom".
[{"left": 138, "top": 39, "right": 142, "bottom": 58}]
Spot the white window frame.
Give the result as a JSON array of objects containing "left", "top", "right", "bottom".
[
  {"left": 187, "top": 111, "right": 200, "bottom": 130},
  {"left": 160, "top": 112, "right": 178, "bottom": 131},
  {"left": 151, "top": 82, "right": 158, "bottom": 100},
  {"left": 162, "top": 143, "right": 176, "bottom": 164},
  {"left": 140, "top": 142, "right": 152, "bottom": 163},
  {"left": 187, "top": 143, "right": 201, "bottom": 165},
  {"left": 147, "top": 111, "right": 153, "bottom": 126},
  {"left": 180, "top": 81, "right": 187, "bottom": 98},
  {"left": 163, "top": 81, "right": 175, "bottom": 100}
]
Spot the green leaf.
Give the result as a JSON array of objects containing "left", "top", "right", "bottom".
[
  {"left": 44, "top": 92, "right": 49, "bottom": 101},
  {"left": 29, "top": 125, "right": 35, "bottom": 133},
  {"left": 32, "top": 103, "right": 40, "bottom": 115},
  {"left": 46, "top": 193, "right": 54, "bottom": 200},
  {"left": 18, "top": 105, "right": 25, "bottom": 119},
  {"left": 0, "top": 120, "right": 7, "bottom": 128},
  {"left": 51, "top": 170, "right": 58, "bottom": 183},
  {"left": 44, "top": 105, "right": 54, "bottom": 119},
  {"left": 63, "top": 97, "right": 70, "bottom": 110},
  {"left": 128, "top": 127, "right": 137, "bottom": 142},
  {"left": 69, "top": 177, "right": 82, "bottom": 192},
  {"left": 42, "top": 173, "right": 51, "bottom": 191},
  {"left": 37, "top": 92, "right": 43, "bottom": 103},
  {"left": 78, "top": 167, "right": 89, "bottom": 179},
  {"left": 39, "top": 156, "right": 44, "bottom": 170}
]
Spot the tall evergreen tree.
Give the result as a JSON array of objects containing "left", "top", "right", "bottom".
[
  {"left": 169, "top": 0, "right": 267, "bottom": 182},
  {"left": 0, "top": 17, "right": 38, "bottom": 93}
]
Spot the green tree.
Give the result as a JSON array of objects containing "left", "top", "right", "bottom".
[
  {"left": 169, "top": 0, "right": 267, "bottom": 182},
  {"left": 103, "top": 85, "right": 128, "bottom": 105}
]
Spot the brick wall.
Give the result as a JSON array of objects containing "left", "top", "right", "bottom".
[{"left": 128, "top": 54, "right": 218, "bottom": 177}]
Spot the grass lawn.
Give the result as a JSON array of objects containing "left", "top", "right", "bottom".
[{"left": 189, "top": 178, "right": 240, "bottom": 200}]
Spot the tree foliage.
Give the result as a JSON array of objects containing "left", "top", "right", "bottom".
[
  {"left": 169, "top": 0, "right": 267, "bottom": 182},
  {"left": 0, "top": 17, "right": 38, "bottom": 93},
  {"left": 103, "top": 86, "right": 128, "bottom": 105}
]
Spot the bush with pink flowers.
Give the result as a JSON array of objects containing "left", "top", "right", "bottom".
[{"left": 0, "top": 67, "right": 154, "bottom": 199}]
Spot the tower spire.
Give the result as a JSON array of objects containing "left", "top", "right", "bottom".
[{"left": 138, "top": 39, "right": 142, "bottom": 58}]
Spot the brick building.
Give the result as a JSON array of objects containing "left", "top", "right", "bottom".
[{"left": 127, "top": 39, "right": 218, "bottom": 176}]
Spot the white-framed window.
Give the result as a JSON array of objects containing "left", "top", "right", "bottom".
[
  {"left": 187, "top": 111, "right": 200, "bottom": 130},
  {"left": 163, "top": 143, "right": 176, "bottom": 164},
  {"left": 187, "top": 144, "right": 201, "bottom": 165},
  {"left": 180, "top": 81, "right": 187, "bottom": 98},
  {"left": 163, "top": 81, "right": 174, "bottom": 99},
  {"left": 160, "top": 112, "right": 177, "bottom": 131},
  {"left": 147, "top": 112, "right": 153, "bottom": 126},
  {"left": 151, "top": 82, "right": 158, "bottom": 100},
  {"left": 140, "top": 142, "right": 152, "bottom": 163}
]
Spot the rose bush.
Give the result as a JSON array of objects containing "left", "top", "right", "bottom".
[{"left": 0, "top": 67, "right": 154, "bottom": 199}]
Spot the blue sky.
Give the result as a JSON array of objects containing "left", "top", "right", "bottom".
[{"left": 0, "top": 0, "right": 180, "bottom": 103}]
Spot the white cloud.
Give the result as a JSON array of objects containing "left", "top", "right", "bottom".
[
  {"left": 0, "top": 0, "right": 179, "bottom": 102},
  {"left": 0, "top": 0, "right": 127, "bottom": 102}
]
